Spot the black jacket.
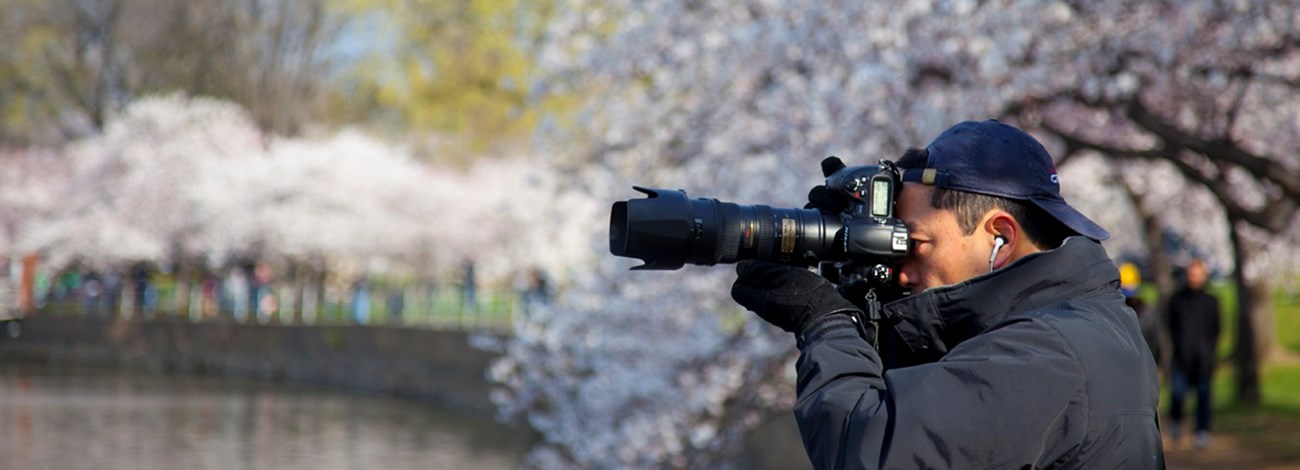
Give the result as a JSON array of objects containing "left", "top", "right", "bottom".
[
  {"left": 1166, "top": 287, "right": 1221, "bottom": 382},
  {"left": 793, "top": 237, "right": 1163, "bottom": 469}
]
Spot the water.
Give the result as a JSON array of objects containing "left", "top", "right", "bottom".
[{"left": 0, "top": 366, "right": 533, "bottom": 470}]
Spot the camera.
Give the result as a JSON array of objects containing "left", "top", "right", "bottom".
[{"left": 609, "top": 158, "right": 911, "bottom": 298}]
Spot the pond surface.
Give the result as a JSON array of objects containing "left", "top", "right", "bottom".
[{"left": 0, "top": 365, "right": 533, "bottom": 470}]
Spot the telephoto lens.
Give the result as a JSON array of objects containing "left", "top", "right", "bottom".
[{"left": 609, "top": 186, "right": 842, "bottom": 270}]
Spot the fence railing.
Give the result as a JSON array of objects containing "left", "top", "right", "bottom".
[{"left": 38, "top": 283, "right": 524, "bottom": 333}]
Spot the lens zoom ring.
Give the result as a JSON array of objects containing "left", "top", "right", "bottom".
[
  {"left": 716, "top": 202, "right": 743, "bottom": 263},
  {"left": 754, "top": 206, "right": 776, "bottom": 260}
]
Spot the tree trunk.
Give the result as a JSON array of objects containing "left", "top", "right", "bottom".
[
  {"left": 1116, "top": 171, "right": 1176, "bottom": 376},
  {"left": 1246, "top": 281, "right": 1276, "bottom": 365},
  {"left": 1229, "top": 223, "right": 1261, "bottom": 405},
  {"left": 315, "top": 262, "right": 328, "bottom": 323},
  {"left": 288, "top": 260, "right": 304, "bottom": 325}
]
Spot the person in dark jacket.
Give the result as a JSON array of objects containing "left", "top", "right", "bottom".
[
  {"left": 731, "top": 120, "right": 1164, "bottom": 468},
  {"left": 1165, "top": 258, "right": 1220, "bottom": 448}
]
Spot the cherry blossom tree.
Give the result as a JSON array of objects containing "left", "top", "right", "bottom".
[
  {"left": 22, "top": 95, "right": 266, "bottom": 272},
  {"left": 0, "top": 147, "right": 69, "bottom": 275},
  {"left": 213, "top": 131, "right": 600, "bottom": 318},
  {"left": 0, "top": 149, "right": 60, "bottom": 236},
  {"left": 19, "top": 94, "right": 597, "bottom": 324}
]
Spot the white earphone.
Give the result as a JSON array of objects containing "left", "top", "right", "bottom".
[{"left": 989, "top": 236, "right": 1007, "bottom": 272}]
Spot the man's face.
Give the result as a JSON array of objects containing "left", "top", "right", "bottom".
[
  {"left": 895, "top": 183, "right": 988, "bottom": 293},
  {"left": 1186, "top": 262, "right": 1208, "bottom": 291}
]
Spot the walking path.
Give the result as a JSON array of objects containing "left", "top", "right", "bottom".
[
  {"left": 1165, "top": 434, "right": 1300, "bottom": 469},
  {"left": 1166, "top": 348, "right": 1300, "bottom": 469}
]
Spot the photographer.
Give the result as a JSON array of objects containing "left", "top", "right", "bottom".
[{"left": 731, "top": 120, "right": 1163, "bottom": 468}]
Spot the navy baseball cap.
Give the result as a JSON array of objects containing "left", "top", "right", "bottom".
[{"left": 901, "top": 119, "right": 1110, "bottom": 241}]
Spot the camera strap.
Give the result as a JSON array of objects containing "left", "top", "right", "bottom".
[{"left": 851, "top": 289, "right": 883, "bottom": 348}]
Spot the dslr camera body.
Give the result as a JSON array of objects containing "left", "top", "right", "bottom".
[{"left": 609, "top": 157, "right": 911, "bottom": 313}]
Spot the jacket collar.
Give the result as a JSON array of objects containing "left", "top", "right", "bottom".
[{"left": 882, "top": 236, "right": 1121, "bottom": 356}]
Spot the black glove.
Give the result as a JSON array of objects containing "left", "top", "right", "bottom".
[
  {"left": 731, "top": 260, "right": 861, "bottom": 333},
  {"left": 804, "top": 156, "right": 850, "bottom": 215}
]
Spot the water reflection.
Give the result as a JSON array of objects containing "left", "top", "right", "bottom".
[{"left": 0, "top": 366, "right": 532, "bottom": 470}]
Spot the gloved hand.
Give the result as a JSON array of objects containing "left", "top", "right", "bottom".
[
  {"left": 805, "top": 156, "right": 850, "bottom": 215},
  {"left": 731, "top": 260, "right": 861, "bottom": 333}
]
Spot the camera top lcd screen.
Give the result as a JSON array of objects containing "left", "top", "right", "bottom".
[{"left": 872, "top": 179, "right": 890, "bottom": 217}]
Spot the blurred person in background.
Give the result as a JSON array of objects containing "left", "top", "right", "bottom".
[
  {"left": 460, "top": 260, "right": 477, "bottom": 314},
  {"left": 351, "top": 275, "right": 371, "bottom": 324},
  {"left": 1121, "top": 262, "right": 1164, "bottom": 366},
  {"left": 1165, "top": 258, "right": 1221, "bottom": 449}
]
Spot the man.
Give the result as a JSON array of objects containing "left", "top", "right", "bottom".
[
  {"left": 731, "top": 120, "right": 1163, "bottom": 468},
  {"left": 1165, "top": 259, "right": 1220, "bottom": 449}
]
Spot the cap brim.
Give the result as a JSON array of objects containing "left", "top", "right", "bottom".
[{"left": 1029, "top": 197, "right": 1111, "bottom": 241}]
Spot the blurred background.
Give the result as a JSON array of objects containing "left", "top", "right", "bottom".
[{"left": 1, "top": 0, "right": 1299, "bottom": 468}]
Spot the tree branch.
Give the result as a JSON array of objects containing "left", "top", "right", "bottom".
[
  {"left": 1224, "top": 77, "right": 1250, "bottom": 138},
  {"left": 1125, "top": 98, "right": 1300, "bottom": 200},
  {"left": 1039, "top": 120, "right": 1296, "bottom": 233}
]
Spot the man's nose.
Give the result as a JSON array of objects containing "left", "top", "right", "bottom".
[{"left": 896, "top": 268, "right": 914, "bottom": 290}]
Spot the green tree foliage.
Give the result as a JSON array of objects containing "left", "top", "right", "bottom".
[
  {"left": 0, "top": 0, "right": 347, "bottom": 142},
  {"left": 0, "top": 0, "right": 113, "bottom": 144},
  {"left": 347, "top": 0, "right": 560, "bottom": 151}
]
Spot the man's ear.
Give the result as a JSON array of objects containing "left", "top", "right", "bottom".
[
  {"left": 982, "top": 211, "right": 1023, "bottom": 269},
  {"left": 981, "top": 211, "right": 1018, "bottom": 242}
]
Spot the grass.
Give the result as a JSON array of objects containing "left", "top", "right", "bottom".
[
  {"left": 1208, "top": 280, "right": 1240, "bottom": 362},
  {"left": 1213, "top": 363, "right": 1300, "bottom": 460},
  {"left": 1274, "top": 291, "right": 1300, "bottom": 354}
]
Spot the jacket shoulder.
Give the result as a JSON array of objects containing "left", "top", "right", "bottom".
[{"left": 1017, "top": 295, "right": 1160, "bottom": 413}]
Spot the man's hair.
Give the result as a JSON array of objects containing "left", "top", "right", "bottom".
[{"left": 897, "top": 148, "right": 1077, "bottom": 248}]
